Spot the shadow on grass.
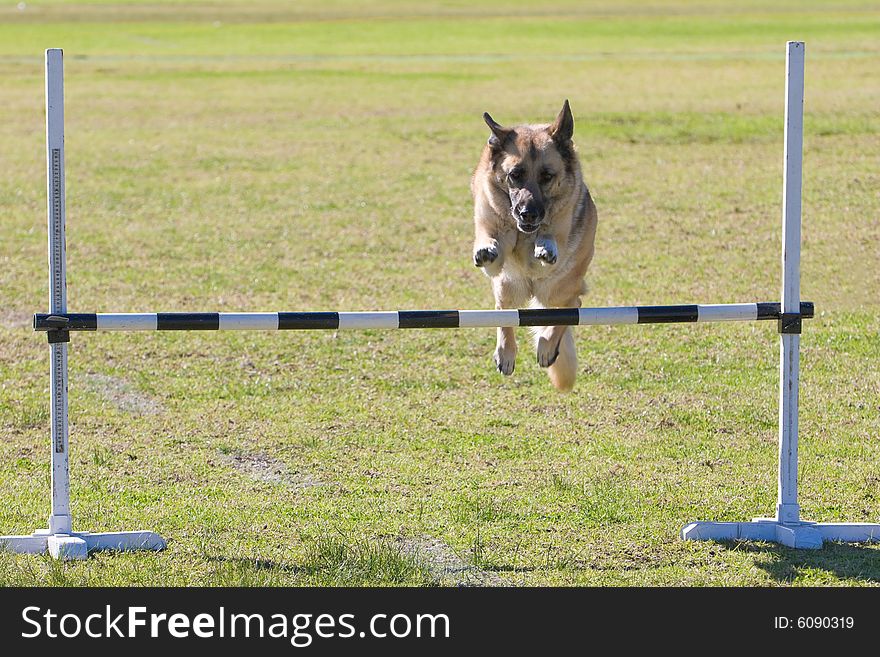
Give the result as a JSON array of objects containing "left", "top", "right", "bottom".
[
  {"left": 728, "top": 542, "right": 880, "bottom": 584},
  {"left": 479, "top": 565, "right": 537, "bottom": 573},
  {"left": 205, "top": 555, "right": 310, "bottom": 575}
]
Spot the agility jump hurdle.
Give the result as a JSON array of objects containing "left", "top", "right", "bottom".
[{"left": 2, "top": 43, "right": 878, "bottom": 560}]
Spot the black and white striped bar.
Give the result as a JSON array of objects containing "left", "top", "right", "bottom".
[{"left": 34, "top": 302, "right": 814, "bottom": 332}]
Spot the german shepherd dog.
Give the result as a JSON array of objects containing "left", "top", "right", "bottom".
[{"left": 471, "top": 100, "right": 597, "bottom": 392}]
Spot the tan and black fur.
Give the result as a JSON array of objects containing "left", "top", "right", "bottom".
[{"left": 471, "top": 100, "right": 597, "bottom": 392}]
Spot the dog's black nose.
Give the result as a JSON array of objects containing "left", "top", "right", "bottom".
[{"left": 519, "top": 208, "right": 541, "bottom": 221}]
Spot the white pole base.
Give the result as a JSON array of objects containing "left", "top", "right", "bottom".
[
  {"left": 0, "top": 529, "right": 166, "bottom": 561},
  {"left": 681, "top": 518, "right": 880, "bottom": 550}
]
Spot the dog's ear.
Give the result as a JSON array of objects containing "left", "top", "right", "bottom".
[
  {"left": 548, "top": 100, "right": 574, "bottom": 143},
  {"left": 483, "top": 112, "right": 511, "bottom": 150}
]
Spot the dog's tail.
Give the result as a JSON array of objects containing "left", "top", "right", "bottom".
[{"left": 547, "top": 327, "right": 577, "bottom": 392}]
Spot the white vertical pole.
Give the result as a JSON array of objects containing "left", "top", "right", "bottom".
[
  {"left": 46, "top": 48, "right": 72, "bottom": 535},
  {"left": 777, "top": 41, "right": 804, "bottom": 525}
]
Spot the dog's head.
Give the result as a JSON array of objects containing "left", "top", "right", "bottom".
[{"left": 483, "top": 100, "right": 576, "bottom": 234}]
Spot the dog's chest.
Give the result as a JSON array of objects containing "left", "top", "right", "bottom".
[{"left": 505, "top": 234, "right": 554, "bottom": 279}]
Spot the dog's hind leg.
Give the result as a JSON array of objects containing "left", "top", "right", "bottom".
[
  {"left": 532, "top": 291, "right": 582, "bottom": 392},
  {"left": 545, "top": 327, "right": 577, "bottom": 392},
  {"left": 492, "top": 277, "right": 528, "bottom": 376},
  {"left": 534, "top": 317, "right": 574, "bottom": 369}
]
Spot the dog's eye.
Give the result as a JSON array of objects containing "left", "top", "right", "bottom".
[
  {"left": 540, "top": 171, "right": 555, "bottom": 184},
  {"left": 508, "top": 169, "right": 524, "bottom": 183}
]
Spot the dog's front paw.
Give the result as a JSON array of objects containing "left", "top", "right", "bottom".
[
  {"left": 536, "top": 336, "right": 560, "bottom": 368},
  {"left": 534, "top": 242, "right": 558, "bottom": 265},
  {"left": 474, "top": 244, "right": 499, "bottom": 268},
  {"left": 494, "top": 346, "right": 515, "bottom": 375}
]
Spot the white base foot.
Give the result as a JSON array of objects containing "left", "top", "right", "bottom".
[
  {"left": 48, "top": 534, "right": 88, "bottom": 559},
  {"left": 681, "top": 518, "right": 880, "bottom": 549},
  {"left": 1, "top": 529, "right": 166, "bottom": 561}
]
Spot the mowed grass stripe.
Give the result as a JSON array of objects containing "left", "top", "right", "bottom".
[{"left": 1, "top": 11, "right": 880, "bottom": 56}]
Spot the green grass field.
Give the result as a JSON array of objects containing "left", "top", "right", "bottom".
[{"left": 1, "top": 0, "right": 878, "bottom": 586}]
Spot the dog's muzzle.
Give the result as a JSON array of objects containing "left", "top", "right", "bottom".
[{"left": 515, "top": 208, "right": 543, "bottom": 234}]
